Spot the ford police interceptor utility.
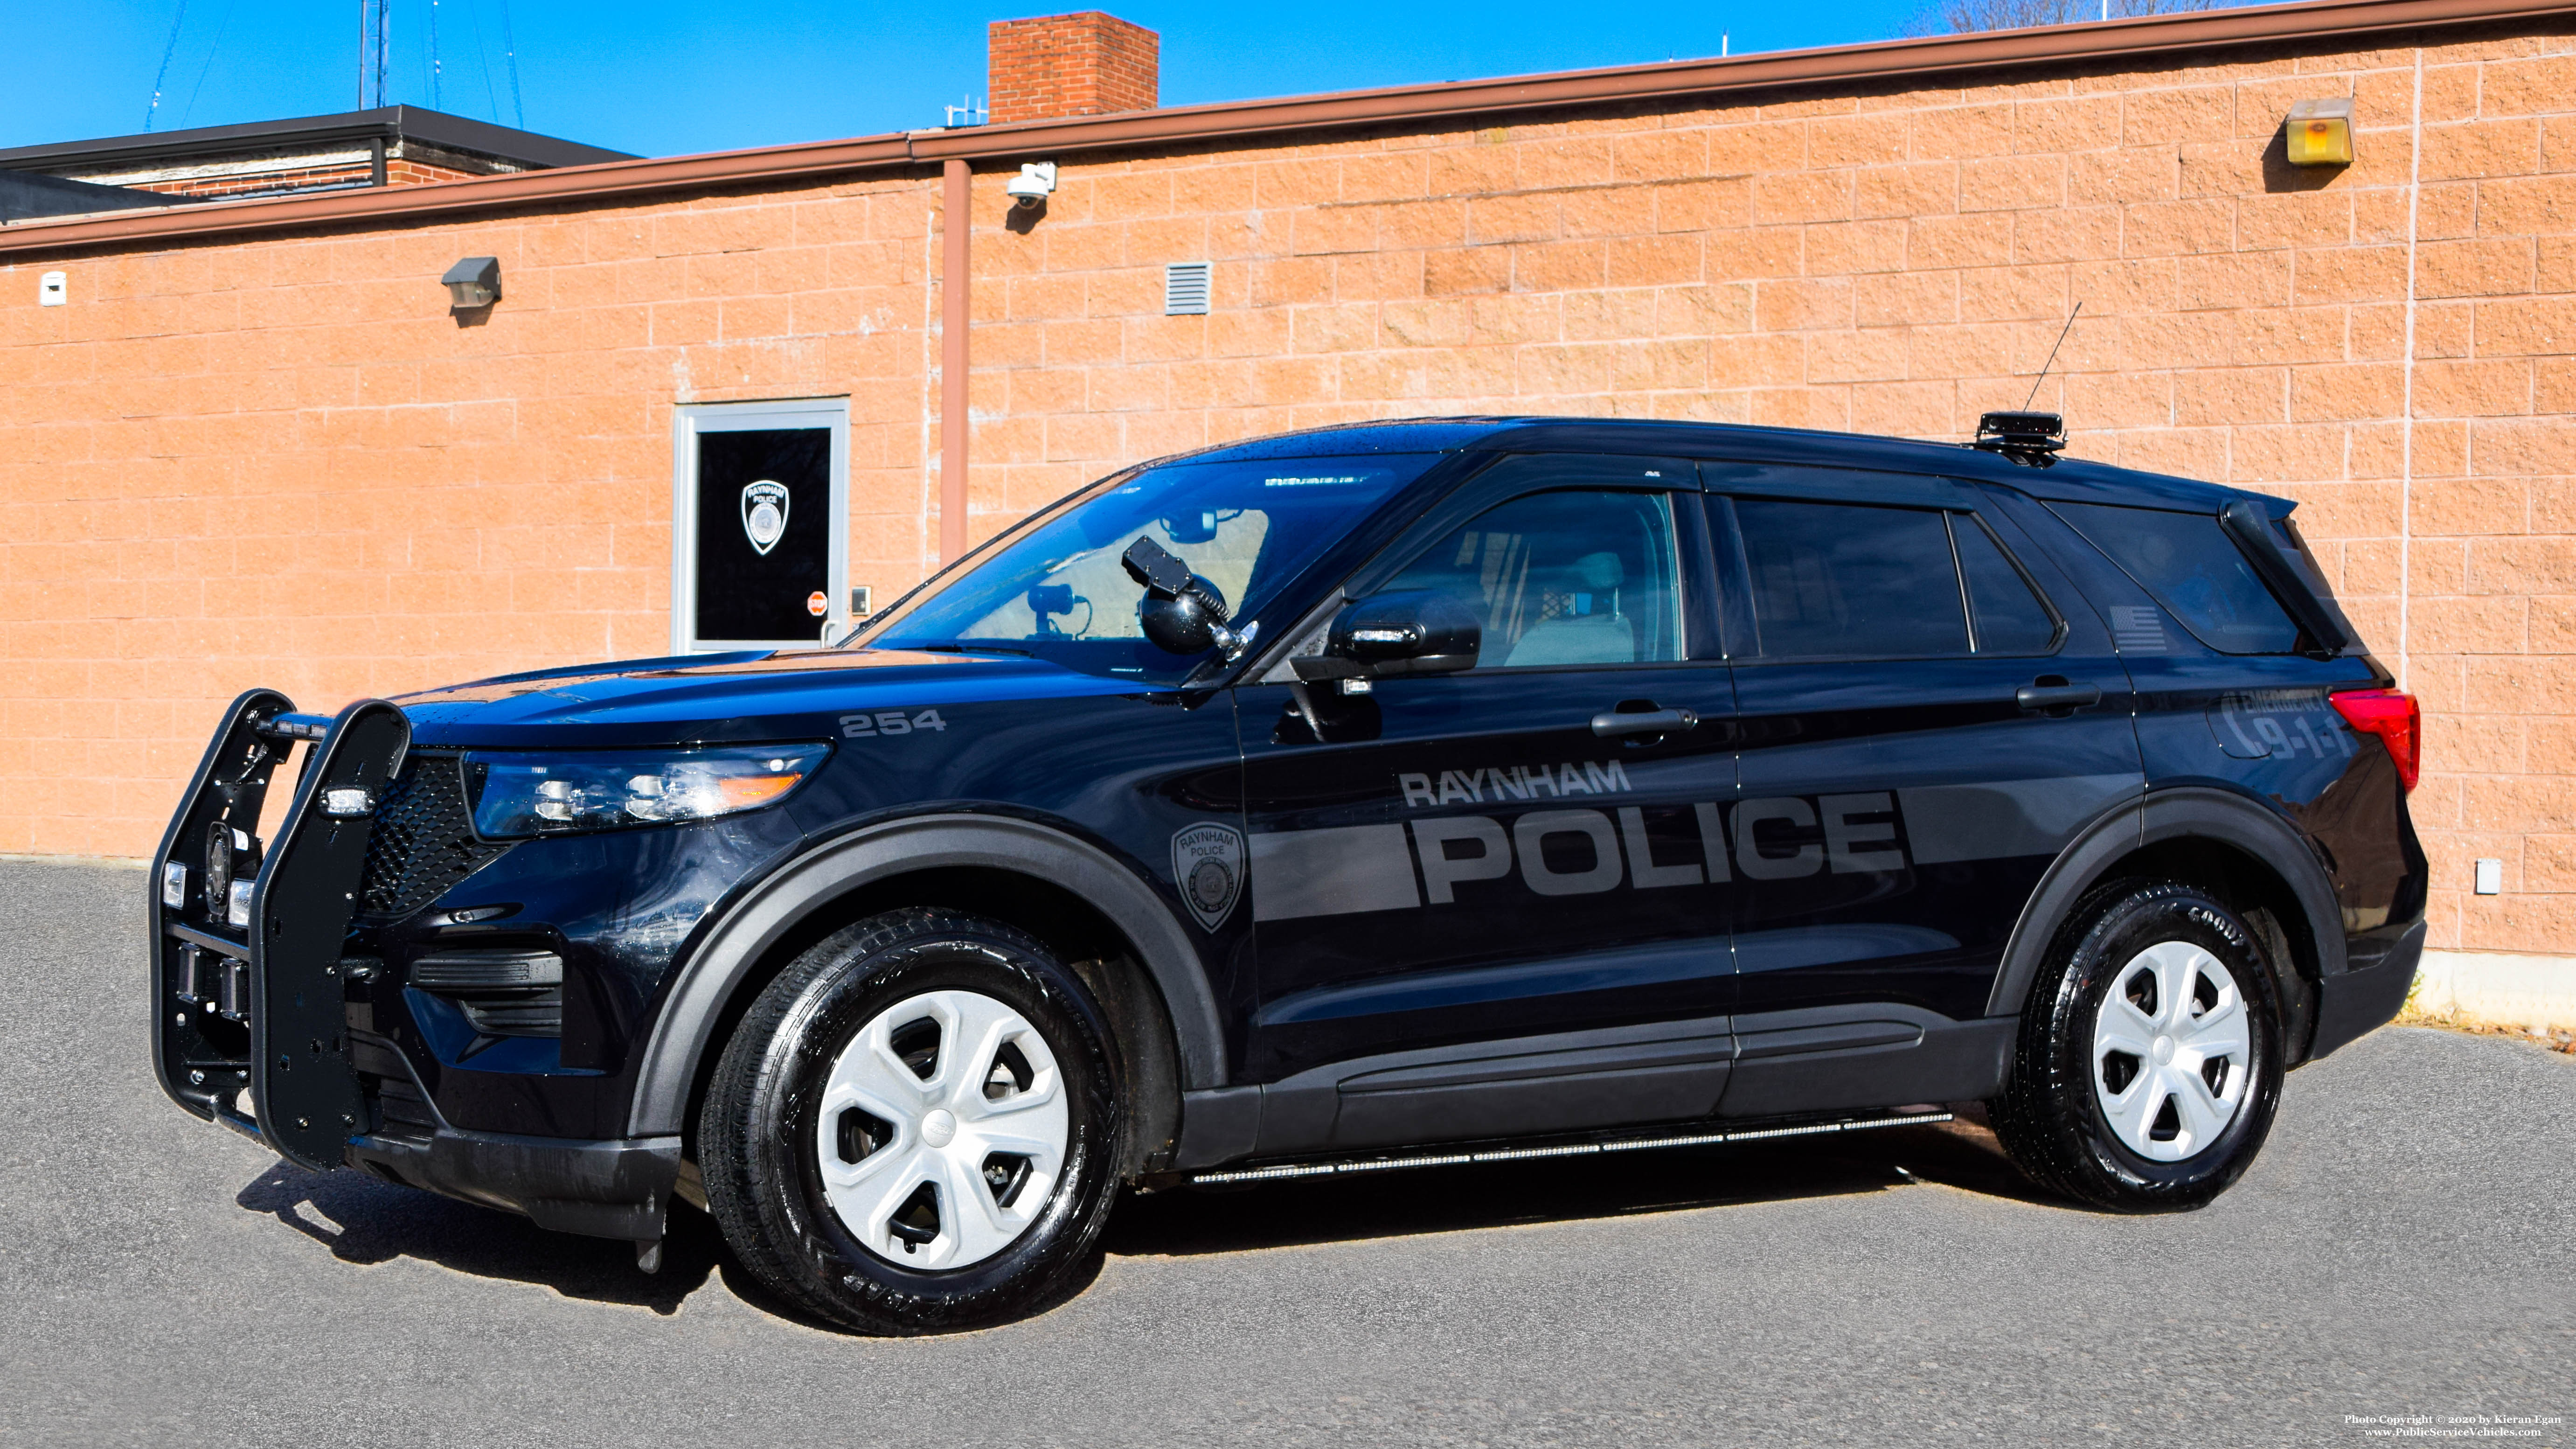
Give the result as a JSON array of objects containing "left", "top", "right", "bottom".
[{"left": 148, "top": 413, "right": 2426, "bottom": 1334}]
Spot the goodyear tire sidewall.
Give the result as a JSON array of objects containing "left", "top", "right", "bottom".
[{"left": 736, "top": 913, "right": 1123, "bottom": 1331}]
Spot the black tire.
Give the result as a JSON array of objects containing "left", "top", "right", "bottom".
[
  {"left": 698, "top": 907, "right": 1125, "bottom": 1334},
  {"left": 1990, "top": 879, "right": 2284, "bottom": 1212}
]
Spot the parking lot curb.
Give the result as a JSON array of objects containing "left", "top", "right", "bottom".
[{"left": 2411, "top": 950, "right": 2576, "bottom": 1033}]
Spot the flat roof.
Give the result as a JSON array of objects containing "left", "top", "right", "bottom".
[
  {"left": 0, "top": 105, "right": 636, "bottom": 176},
  {"left": 1, "top": 0, "right": 2569, "bottom": 256}
]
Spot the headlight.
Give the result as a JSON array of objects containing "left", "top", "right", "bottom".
[{"left": 463, "top": 743, "right": 831, "bottom": 838}]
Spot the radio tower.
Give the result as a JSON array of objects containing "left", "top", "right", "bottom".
[{"left": 359, "top": 0, "right": 390, "bottom": 109}]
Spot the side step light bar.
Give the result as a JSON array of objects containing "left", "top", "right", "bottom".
[{"left": 1188, "top": 1109, "right": 1954, "bottom": 1187}]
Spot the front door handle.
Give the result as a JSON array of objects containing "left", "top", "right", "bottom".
[
  {"left": 1591, "top": 707, "right": 1699, "bottom": 737},
  {"left": 2016, "top": 679, "right": 2103, "bottom": 712}
]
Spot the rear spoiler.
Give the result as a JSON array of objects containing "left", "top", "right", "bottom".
[{"left": 2217, "top": 499, "right": 2359, "bottom": 658}]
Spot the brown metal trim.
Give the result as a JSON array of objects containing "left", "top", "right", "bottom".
[
  {"left": 939, "top": 159, "right": 971, "bottom": 564},
  {"left": 3, "top": 0, "right": 2571, "bottom": 258}
]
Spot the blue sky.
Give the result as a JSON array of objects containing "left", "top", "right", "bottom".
[{"left": 0, "top": 0, "right": 1935, "bottom": 158}]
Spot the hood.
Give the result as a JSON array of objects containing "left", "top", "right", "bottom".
[{"left": 396, "top": 647, "right": 1146, "bottom": 749}]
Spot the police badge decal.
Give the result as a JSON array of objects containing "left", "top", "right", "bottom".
[
  {"left": 1170, "top": 822, "right": 1245, "bottom": 931},
  {"left": 740, "top": 480, "right": 790, "bottom": 556}
]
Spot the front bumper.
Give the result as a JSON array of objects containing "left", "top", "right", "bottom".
[
  {"left": 347, "top": 1127, "right": 680, "bottom": 1240},
  {"left": 148, "top": 690, "right": 680, "bottom": 1244}
]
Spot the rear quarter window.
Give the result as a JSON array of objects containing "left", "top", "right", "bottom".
[{"left": 2050, "top": 502, "right": 2299, "bottom": 655}]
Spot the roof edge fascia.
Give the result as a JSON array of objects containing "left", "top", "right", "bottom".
[{"left": 2, "top": 0, "right": 2567, "bottom": 258}]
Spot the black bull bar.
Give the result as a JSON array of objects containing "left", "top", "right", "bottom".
[{"left": 147, "top": 689, "right": 410, "bottom": 1172}]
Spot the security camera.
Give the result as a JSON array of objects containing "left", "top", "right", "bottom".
[{"left": 1005, "top": 161, "right": 1057, "bottom": 209}]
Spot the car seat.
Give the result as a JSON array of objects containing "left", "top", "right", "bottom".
[{"left": 1503, "top": 551, "right": 1637, "bottom": 666}]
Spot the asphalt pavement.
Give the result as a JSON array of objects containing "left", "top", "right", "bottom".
[{"left": 3, "top": 858, "right": 2570, "bottom": 1447}]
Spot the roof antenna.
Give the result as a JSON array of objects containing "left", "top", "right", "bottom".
[
  {"left": 1972, "top": 300, "right": 2081, "bottom": 465},
  {"left": 2023, "top": 299, "right": 2082, "bottom": 410}
]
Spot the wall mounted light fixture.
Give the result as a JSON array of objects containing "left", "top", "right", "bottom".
[
  {"left": 2284, "top": 98, "right": 2355, "bottom": 167},
  {"left": 441, "top": 256, "right": 502, "bottom": 308}
]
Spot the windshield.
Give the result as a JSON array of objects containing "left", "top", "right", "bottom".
[{"left": 859, "top": 453, "right": 1441, "bottom": 683}]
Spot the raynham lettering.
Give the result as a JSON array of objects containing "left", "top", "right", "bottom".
[{"left": 1399, "top": 761, "right": 1632, "bottom": 809}]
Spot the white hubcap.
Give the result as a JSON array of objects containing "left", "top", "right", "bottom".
[
  {"left": 2090, "top": 941, "right": 2251, "bottom": 1162},
  {"left": 813, "top": 989, "right": 1069, "bottom": 1270}
]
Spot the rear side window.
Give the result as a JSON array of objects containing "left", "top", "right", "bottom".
[
  {"left": 2052, "top": 502, "right": 2299, "bottom": 654},
  {"left": 1734, "top": 500, "right": 1966, "bottom": 658},
  {"left": 1955, "top": 516, "right": 2062, "bottom": 654}
]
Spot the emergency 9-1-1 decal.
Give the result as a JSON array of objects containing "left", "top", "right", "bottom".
[{"left": 1172, "top": 823, "right": 1246, "bottom": 931}]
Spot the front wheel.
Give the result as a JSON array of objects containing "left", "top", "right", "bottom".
[
  {"left": 698, "top": 908, "right": 1124, "bottom": 1333},
  {"left": 1991, "top": 880, "right": 2284, "bottom": 1212}
]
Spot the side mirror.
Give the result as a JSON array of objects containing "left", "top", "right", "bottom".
[{"left": 1313, "top": 590, "right": 1480, "bottom": 677}]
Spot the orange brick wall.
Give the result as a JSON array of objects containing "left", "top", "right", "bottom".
[
  {"left": 951, "top": 28, "right": 2576, "bottom": 955},
  {"left": 0, "top": 179, "right": 938, "bottom": 856},
  {"left": 988, "top": 11, "right": 1158, "bottom": 124},
  {"left": 3, "top": 22, "right": 2572, "bottom": 958}
]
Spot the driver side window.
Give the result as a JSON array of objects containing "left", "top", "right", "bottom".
[{"left": 1379, "top": 489, "right": 1682, "bottom": 667}]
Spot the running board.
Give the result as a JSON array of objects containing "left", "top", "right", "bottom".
[{"left": 1187, "top": 1109, "right": 1955, "bottom": 1187}]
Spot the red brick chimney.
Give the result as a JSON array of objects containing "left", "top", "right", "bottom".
[{"left": 986, "top": 12, "right": 1159, "bottom": 124}]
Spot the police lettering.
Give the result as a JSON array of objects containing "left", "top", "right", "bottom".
[{"left": 1406, "top": 792, "right": 1903, "bottom": 904}]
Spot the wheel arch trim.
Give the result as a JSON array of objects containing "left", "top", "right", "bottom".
[
  {"left": 1984, "top": 785, "right": 2347, "bottom": 1020},
  {"left": 625, "top": 813, "right": 1226, "bottom": 1139}
]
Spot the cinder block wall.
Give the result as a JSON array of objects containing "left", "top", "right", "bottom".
[
  {"left": 1, "top": 22, "right": 2570, "bottom": 961},
  {"left": 0, "top": 178, "right": 937, "bottom": 855},
  {"left": 958, "top": 29, "right": 2576, "bottom": 956}
]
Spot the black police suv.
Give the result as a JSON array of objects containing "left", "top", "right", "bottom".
[{"left": 148, "top": 413, "right": 2426, "bottom": 1333}]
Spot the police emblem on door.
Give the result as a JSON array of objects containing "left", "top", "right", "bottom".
[
  {"left": 741, "top": 481, "right": 790, "bottom": 556},
  {"left": 1171, "top": 823, "right": 1245, "bottom": 931}
]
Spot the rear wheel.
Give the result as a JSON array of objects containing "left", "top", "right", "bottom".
[
  {"left": 699, "top": 907, "right": 1123, "bottom": 1333},
  {"left": 1991, "top": 880, "right": 2284, "bottom": 1211}
]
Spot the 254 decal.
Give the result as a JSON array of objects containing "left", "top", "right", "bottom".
[{"left": 840, "top": 709, "right": 951, "bottom": 738}]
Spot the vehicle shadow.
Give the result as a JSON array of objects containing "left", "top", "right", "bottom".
[
  {"left": 232, "top": 1162, "right": 783, "bottom": 1320},
  {"left": 1101, "top": 1117, "right": 2060, "bottom": 1259},
  {"left": 231, "top": 1119, "right": 2057, "bottom": 1326}
]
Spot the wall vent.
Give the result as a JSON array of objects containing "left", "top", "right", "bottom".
[{"left": 1164, "top": 261, "right": 1210, "bottom": 316}]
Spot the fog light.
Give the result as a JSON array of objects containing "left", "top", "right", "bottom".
[
  {"left": 161, "top": 861, "right": 187, "bottom": 908},
  {"left": 323, "top": 787, "right": 373, "bottom": 818},
  {"left": 2285, "top": 98, "right": 2354, "bottom": 167},
  {"left": 227, "top": 880, "right": 255, "bottom": 928}
]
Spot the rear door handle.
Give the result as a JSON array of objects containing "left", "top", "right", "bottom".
[
  {"left": 2016, "top": 681, "right": 2102, "bottom": 711},
  {"left": 1591, "top": 708, "right": 1699, "bottom": 736}
]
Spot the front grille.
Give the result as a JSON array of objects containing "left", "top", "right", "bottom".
[{"left": 359, "top": 757, "right": 507, "bottom": 920}]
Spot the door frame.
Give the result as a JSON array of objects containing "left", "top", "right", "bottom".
[{"left": 670, "top": 397, "right": 851, "bottom": 654}]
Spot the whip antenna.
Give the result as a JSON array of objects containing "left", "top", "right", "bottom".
[{"left": 2024, "top": 300, "right": 2083, "bottom": 410}]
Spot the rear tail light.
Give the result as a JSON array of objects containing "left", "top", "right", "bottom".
[{"left": 2331, "top": 689, "right": 2420, "bottom": 791}]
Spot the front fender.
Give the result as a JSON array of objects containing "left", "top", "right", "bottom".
[{"left": 622, "top": 813, "right": 1227, "bottom": 1138}]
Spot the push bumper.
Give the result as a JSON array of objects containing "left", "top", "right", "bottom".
[
  {"left": 147, "top": 690, "right": 411, "bottom": 1172},
  {"left": 2309, "top": 919, "right": 2427, "bottom": 1060},
  {"left": 346, "top": 1128, "right": 681, "bottom": 1241}
]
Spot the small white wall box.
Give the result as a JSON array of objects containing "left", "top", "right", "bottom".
[
  {"left": 850, "top": 586, "right": 873, "bottom": 617},
  {"left": 39, "top": 272, "right": 67, "bottom": 306},
  {"left": 2474, "top": 858, "right": 2504, "bottom": 895}
]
